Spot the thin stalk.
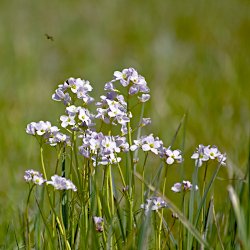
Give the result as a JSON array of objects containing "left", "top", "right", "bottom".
[
  {"left": 40, "top": 146, "right": 47, "bottom": 180},
  {"left": 158, "top": 165, "right": 168, "bottom": 249},
  {"left": 40, "top": 148, "right": 71, "bottom": 249},
  {"left": 109, "top": 164, "right": 115, "bottom": 216},
  {"left": 201, "top": 162, "right": 209, "bottom": 232},
  {"left": 141, "top": 152, "right": 148, "bottom": 203},
  {"left": 25, "top": 184, "right": 35, "bottom": 250}
]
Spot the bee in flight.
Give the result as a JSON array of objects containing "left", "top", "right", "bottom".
[{"left": 45, "top": 33, "right": 54, "bottom": 41}]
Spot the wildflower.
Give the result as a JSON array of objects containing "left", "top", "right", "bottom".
[
  {"left": 141, "top": 197, "right": 168, "bottom": 213},
  {"left": 171, "top": 180, "right": 198, "bottom": 193},
  {"left": 52, "top": 89, "right": 72, "bottom": 105},
  {"left": 35, "top": 121, "right": 52, "bottom": 136},
  {"left": 66, "top": 105, "right": 80, "bottom": 116},
  {"left": 52, "top": 77, "right": 93, "bottom": 105},
  {"left": 24, "top": 170, "right": 46, "bottom": 186},
  {"left": 141, "top": 134, "right": 162, "bottom": 155},
  {"left": 112, "top": 68, "right": 150, "bottom": 94},
  {"left": 165, "top": 148, "right": 182, "bottom": 165},
  {"left": 93, "top": 216, "right": 104, "bottom": 232},
  {"left": 204, "top": 145, "right": 220, "bottom": 160},
  {"left": 130, "top": 137, "right": 144, "bottom": 151},
  {"left": 47, "top": 175, "right": 77, "bottom": 192},
  {"left": 113, "top": 68, "right": 130, "bottom": 86},
  {"left": 138, "top": 94, "right": 150, "bottom": 102},
  {"left": 217, "top": 153, "right": 227, "bottom": 166},
  {"left": 139, "top": 118, "right": 151, "bottom": 127},
  {"left": 78, "top": 108, "right": 92, "bottom": 126},
  {"left": 191, "top": 144, "right": 210, "bottom": 167},
  {"left": 48, "top": 131, "right": 70, "bottom": 146},
  {"left": 191, "top": 144, "right": 226, "bottom": 167},
  {"left": 60, "top": 115, "right": 76, "bottom": 128}
]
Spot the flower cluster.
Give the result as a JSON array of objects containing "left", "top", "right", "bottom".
[
  {"left": 95, "top": 93, "right": 131, "bottom": 135},
  {"left": 141, "top": 197, "right": 168, "bottom": 213},
  {"left": 111, "top": 68, "right": 150, "bottom": 96},
  {"left": 52, "top": 77, "right": 94, "bottom": 106},
  {"left": 191, "top": 144, "right": 226, "bottom": 167},
  {"left": 95, "top": 68, "right": 151, "bottom": 135},
  {"left": 93, "top": 216, "right": 104, "bottom": 232},
  {"left": 24, "top": 170, "right": 77, "bottom": 192},
  {"left": 171, "top": 180, "right": 198, "bottom": 193},
  {"left": 24, "top": 169, "right": 46, "bottom": 185},
  {"left": 60, "top": 105, "right": 95, "bottom": 130},
  {"left": 47, "top": 175, "right": 77, "bottom": 192},
  {"left": 26, "top": 121, "right": 70, "bottom": 146},
  {"left": 79, "top": 129, "right": 129, "bottom": 165},
  {"left": 131, "top": 134, "right": 183, "bottom": 165}
]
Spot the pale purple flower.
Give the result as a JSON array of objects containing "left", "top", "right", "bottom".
[
  {"left": 140, "top": 118, "right": 151, "bottom": 127},
  {"left": 171, "top": 182, "right": 182, "bottom": 193},
  {"left": 129, "top": 85, "right": 139, "bottom": 95},
  {"left": 130, "top": 137, "right": 145, "bottom": 151},
  {"left": 24, "top": 169, "right": 45, "bottom": 185},
  {"left": 52, "top": 89, "right": 72, "bottom": 105},
  {"left": 79, "top": 130, "right": 128, "bottom": 166},
  {"left": 66, "top": 105, "right": 80, "bottom": 116},
  {"left": 141, "top": 134, "right": 162, "bottom": 155},
  {"left": 78, "top": 108, "right": 92, "bottom": 126},
  {"left": 113, "top": 69, "right": 130, "bottom": 86},
  {"left": 191, "top": 144, "right": 226, "bottom": 167},
  {"left": 204, "top": 145, "right": 220, "bottom": 160},
  {"left": 165, "top": 148, "right": 183, "bottom": 165},
  {"left": 138, "top": 94, "right": 150, "bottom": 102},
  {"left": 48, "top": 131, "right": 70, "bottom": 146},
  {"left": 96, "top": 108, "right": 110, "bottom": 124},
  {"left": 35, "top": 121, "right": 51, "bottom": 136},
  {"left": 47, "top": 175, "right": 77, "bottom": 192},
  {"left": 217, "top": 153, "right": 227, "bottom": 166},
  {"left": 171, "top": 180, "right": 198, "bottom": 193},
  {"left": 26, "top": 122, "right": 36, "bottom": 135},
  {"left": 60, "top": 115, "right": 76, "bottom": 128},
  {"left": 104, "top": 82, "right": 116, "bottom": 91},
  {"left": 141, "top": 197, "right": 168, "bottom": 213},
  {"left": 93, "top": 216, "right": 104, "bottom": 232},
  {"left": 191, "top": 144, "right": 210, "bottom": 167}
]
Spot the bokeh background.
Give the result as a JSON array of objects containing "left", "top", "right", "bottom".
[{"left": 0, "top": 0, "right": 249, "bottom": 244}]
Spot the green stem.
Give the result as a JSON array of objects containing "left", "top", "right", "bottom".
[
  {"left": 158, "top": 165, "right": 168, "bottom": 249},
  {"left": 141, "top": 152, "right": 148, "bottom": 204},
  {"left": 25, "top": 184, "right": 35, "bottom": 250},
  {"left": 40, "top": 146, "right": 47, "bottom": 180}
]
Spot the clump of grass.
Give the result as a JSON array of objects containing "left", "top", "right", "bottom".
[{"left": 20, "top": 68, "right": 246, "bottom": 249}]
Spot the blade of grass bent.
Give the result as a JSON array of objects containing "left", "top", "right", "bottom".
[
  {"left": 228, "top": 185, "right": 248, "bottom": 250},
  {"left": 194, "top": 162, "right": 222, "bottom": 227},
  {"left": 134, "top": 171, "right": 211, "bottom": 249}
]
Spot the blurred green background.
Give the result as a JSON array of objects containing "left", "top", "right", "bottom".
[{"left": 0, "top": 0, "right": 249, "bottom": 244}]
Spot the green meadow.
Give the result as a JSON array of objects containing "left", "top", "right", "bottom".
[{"left": 0, "top": 0, "right": 249, "bottom": 249}]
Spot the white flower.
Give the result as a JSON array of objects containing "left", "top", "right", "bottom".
[
  {"left": 24, "top": 169, "right": 46, "bottom": 185},
  {"left": 47, "top": 175, "right": 77, "bottom": 192},
  {"left": 191, "top": 144, "right": 209, "bottom": 167},
  {"left": 171, "top": 182, "right": 182, "bottom": 193},
  {"left": 141, "top": 134, "right": 162, "bottom": 155},
  {"left": 204, "top": 146, "right": 220, "bottom": 160},
  {"left": 141, "top": 197, "right": 167, "bottom": 213},
  {"left": 60, "top": 115, "right": 76, "bottom": 128},
  {"left": 165, "top": 148, "right": 182, "bottom": 165},
  {"left": 171, "top": 180, "right": 198, "bottom": 193},
  {"left": 93, "top": 216, "right": 104, "bottom": 232},
  {"left": 191, "top": 144, "right": 226, "bottom": 167}
]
